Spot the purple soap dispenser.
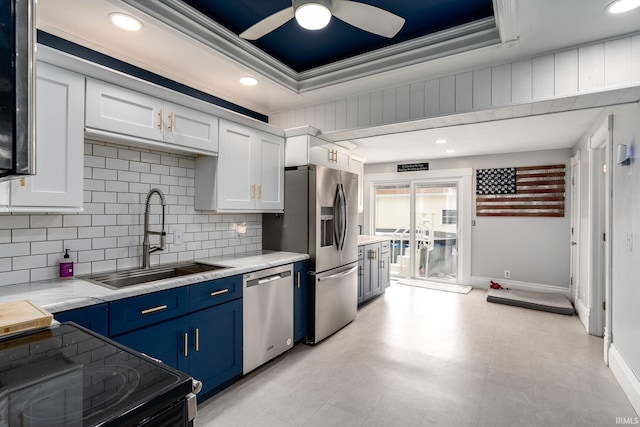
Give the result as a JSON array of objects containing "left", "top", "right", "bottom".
[{"left": 59, "top": 249, "right": 74, "bottom": 279}]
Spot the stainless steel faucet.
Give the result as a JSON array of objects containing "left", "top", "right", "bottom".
[{"left": 142, "top": 188, "right": 167, "bottom": 269}]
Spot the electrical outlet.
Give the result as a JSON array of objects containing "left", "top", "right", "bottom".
[
  {"left": 175, "top": 228, "right": 184, "bottom": 245},
  {"left": 504, "top": 270, "right": 511, "bottom": 279}
]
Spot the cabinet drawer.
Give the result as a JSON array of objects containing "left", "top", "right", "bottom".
[
  {"left": 55, "top": 304, "right": 109, "bottom": 336},
  {"left": 189, "top": 275, "right": 242, "bottom": 311},
  {"left": 110, "top": 287, "right": 189, "bottom": 336},
  {"left": 381, "top": 241, "right": 391, "bottom": 253}
]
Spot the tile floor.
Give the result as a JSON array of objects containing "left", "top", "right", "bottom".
[{"left": 196, "top": 284, "right": 638, "bottom": 426}]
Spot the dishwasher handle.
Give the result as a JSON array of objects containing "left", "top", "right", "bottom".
[
  {"left": 246, "top": 270, "right": 291, "bottom": 288},
  {"left": 317, "top": 266, "right": 358, "bottom": 282}
]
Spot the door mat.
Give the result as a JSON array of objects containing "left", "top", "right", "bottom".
[
  {"left": 392, "top": 278, "right": 472, "bottom": 294},
  {"left": 486, "top": 288, "right": 574, "bottom": 315}
]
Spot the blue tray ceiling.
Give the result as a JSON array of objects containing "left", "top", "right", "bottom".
[{"left": 181, "top": 0, "right": 494, "bottom": 72}]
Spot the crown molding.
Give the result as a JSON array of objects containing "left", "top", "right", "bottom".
[{"left": 120, "top": 0, "right": 501, "bottom": 93}]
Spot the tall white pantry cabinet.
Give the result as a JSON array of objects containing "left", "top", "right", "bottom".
[{"left": 0, "top": 62, "right": 84, "bottom": 212}]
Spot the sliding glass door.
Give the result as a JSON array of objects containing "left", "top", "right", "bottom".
[
  {"left": 373, "top": 181, "right": 459, "bottom": 283},
  {"left": 414, "top": 182, "right": 458, "bottom": 281}
]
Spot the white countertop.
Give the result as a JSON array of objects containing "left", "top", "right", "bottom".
[
  {"left": 358, "top": 235, "right": 392, "bottom": 245},
  {"left": 0, "top": 251, "right": 309, "bottom": 314}
]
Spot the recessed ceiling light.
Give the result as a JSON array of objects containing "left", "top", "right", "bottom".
[
  {"left": 606, "top": 0, "right": 640, "bottom": 14},
  {"left": 445, "top": 149, "right": 456, "bottom": 154},
  {"left": 435, "top": 139, "right": 448, "bottom": 144},
  {"left": 295, "top": 2, "right": 332, "bottom": 30},
  {"left": 109, "top": 13, "right": 143, "bottom": 31},
  {"left": 239, "top": 76, "right": 258, "bottom": 86}
]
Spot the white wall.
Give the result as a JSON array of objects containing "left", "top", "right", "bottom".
[
  {"left": 0, "top": 141, "right": 262, "bottom": 286},
  {"left": 570, "top": 102, "right": 640, "bottom": 412},
  {"left": 271, "top": 35, "right": 640, "bottom": 132},
  {"left": 611, "top": 102, "right": 640, "bottom": 383},
  {"left": 365, "top": 148, "right": 571, "bottom": 288}
]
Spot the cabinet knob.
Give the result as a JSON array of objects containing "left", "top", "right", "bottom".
[
  {"left": 184, "top": 332, "right": 189, "bottom": 357},
  {"left": 251, "top": 184, "right": 256, "bottom": 199},
  {"left": 257, "top": 185, "right": 262, "bottom": 200},
  {"left": 195, "top": 328, "right": 200, "bottom": 352},
  {"left": 157, "top": 108, "right": 163, "bottom": 130}
]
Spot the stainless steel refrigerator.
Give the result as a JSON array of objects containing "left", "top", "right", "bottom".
[{"left": 263, "top": 165, "right": 359, "bottom": 344}]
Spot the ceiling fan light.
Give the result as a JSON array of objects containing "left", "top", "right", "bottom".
[
  {"left": 606, "top": 0, "right": 640, "bottom": 13},
  {"left": 295, "top": 3, "right": 332, "bottom": 30}
]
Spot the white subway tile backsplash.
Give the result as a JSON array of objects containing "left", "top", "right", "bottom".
[
  {"left": 92, "top": 215, "right": 117, "bottom": 226},
  {"left": 13, "top": 254, "right": 47, "bottom": 270},
  {"left": 93, "top": 145, "right": 118, "bottom": 158},
  {"left": 118, "top": 148, "right": 140, "bottom": 162},
  {"left": 31, "top": 240, "right": 63, "bottom": 255},
  {"left": 12, "top": 228, "right": 47, "bottom": 243},
  {"left": 118, "top": 171, "right": 141, "bottom": 183},
  {"left": 0, "top": 216, "right": 30, "bottom": 229},
  {"left": 106, "top": 158, "right": 129, "bottom": 171},
  {"left": 161, "top": 155, "right": 179, "bottom": 167},
  {"left": 31, "top": 266, "right": 59, "bottom": 282},
  {"left": 140, "top": 152, "right": 160, "bottom": 164},
  {"left": 30, "top": 215, "right": 63, "bottom": 229},
  {"left": 92, "top": 192, "right": 118, "bottom": 203},
  {"left": 93, "top": 168, "right": 118, "bottom": 181},
  {"left": 130, "top": 162, "right": 150, "bottom": 173},
  {"left": 79, "top": 249, "right": 105, "bottom": 263},
  {"left": 0, "top": 270, "right": 29, "bottom": 285},
  {"left": 84, "top": 155, "right": 105, "bottom": 168},
  {"left": 106, "top": 180, "right": 129, "bottom": 192},
  {"left": 0, "top": 142, "right": 262, "bottom": 286},
  {"left": 48, "top": 227, "right": 78, "bottom": 240},
  {"left": 92, "top": 237, "right": 118, "bottom": 250}
]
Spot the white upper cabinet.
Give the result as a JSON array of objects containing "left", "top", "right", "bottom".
[
  {"left": 0, "top": 62, "right": 84, "bottom": 212},
  {"left": 284, "top": 130, "right": 364, "bottom": 212},
  {"left": 85, "top": 78, "right": 218, "bottom": 155},
  {"left": 195, "top": 119, "right": 284, "bottom": 213},
  {"left": 256, "top": 132, "right": 285, "bottom": 211},
  {"left": 285, "top": 133, "right": 351, "bottom": 170}
]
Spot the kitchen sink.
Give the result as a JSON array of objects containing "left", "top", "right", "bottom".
[{"left": 84, "top": 262, "right": 230, "bottom": 289}]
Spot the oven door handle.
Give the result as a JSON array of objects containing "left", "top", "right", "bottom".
[{"left": 317, "top": 266, "right": 358, "bottom": 282}]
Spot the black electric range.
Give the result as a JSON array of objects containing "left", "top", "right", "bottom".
[{"left": 0, "top": 322, "right": 195, "bottom": 426}]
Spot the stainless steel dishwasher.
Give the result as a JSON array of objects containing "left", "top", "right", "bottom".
[{"left": 243, "top": 264, "right": 294, "bottom": 374}]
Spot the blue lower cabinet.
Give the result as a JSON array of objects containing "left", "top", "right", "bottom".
[
  {"left": 54, "top": 304, "right": 109, "bottom": 336},
  {"left": 114, "top": 316, "right": 190, "bottom": 373},
  {"left": 189, "top": 299, "right": 242, "bottom": 397},
  {"left": 112, "top": 299, "right": 242, "bottom": 398},
  {"left": 293, "top": 260, "right": 308, "bottom": 343}
]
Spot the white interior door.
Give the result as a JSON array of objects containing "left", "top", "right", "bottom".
[{"left": 588, "top": 116, "right": 613, "bottom": 364}]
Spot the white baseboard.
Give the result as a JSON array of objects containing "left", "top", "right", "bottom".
[
  {"left": 471, "top": 276, "right": 571, "bottom": 298},
  {"left": 575, "top": 298, "right": 590, "bottom": 332},
  {"left": 609, "top": 344, "right": 640, "bottom": 417}
]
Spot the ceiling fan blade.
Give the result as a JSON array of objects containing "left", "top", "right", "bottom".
[
  {"left": 239, "top": 7, "right": 295, "bottom": 40},
  {"left": 332, "top": 1, "right": 405, "bottom": 38}
]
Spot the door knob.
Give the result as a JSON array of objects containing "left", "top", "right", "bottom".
[{"left": 571, "top": 242, "right": 577, "bottom": 246}]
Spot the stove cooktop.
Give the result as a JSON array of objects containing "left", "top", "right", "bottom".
[{"left": 0, "top": 323, "right": 193, "bottom": 426}]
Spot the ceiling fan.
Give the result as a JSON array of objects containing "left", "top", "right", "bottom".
[{"left": 239, "top": 0, "right": 405, "bottom": 40}]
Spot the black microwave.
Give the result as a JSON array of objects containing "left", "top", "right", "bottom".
[{"left": 0, "top": 0, "right": 35, "bottom": 181}]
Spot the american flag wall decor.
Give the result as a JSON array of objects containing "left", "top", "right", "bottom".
[{"left": 475, "top": 164, "right": 566, "bottom": 217}]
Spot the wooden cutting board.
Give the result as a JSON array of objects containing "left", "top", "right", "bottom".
[{"left": 0, "top": 300, "right": 53, "bottom": 337}]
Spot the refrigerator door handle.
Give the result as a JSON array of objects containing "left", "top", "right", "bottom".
[
  {"left": 317, "top": 265, "right": 358, "bottom": 282},
  {"left": 339, "top": 184, "right": 348, "bottom": 251},
  {"left": 333, "top": 184, "right": 341, "bottom": 250}
]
